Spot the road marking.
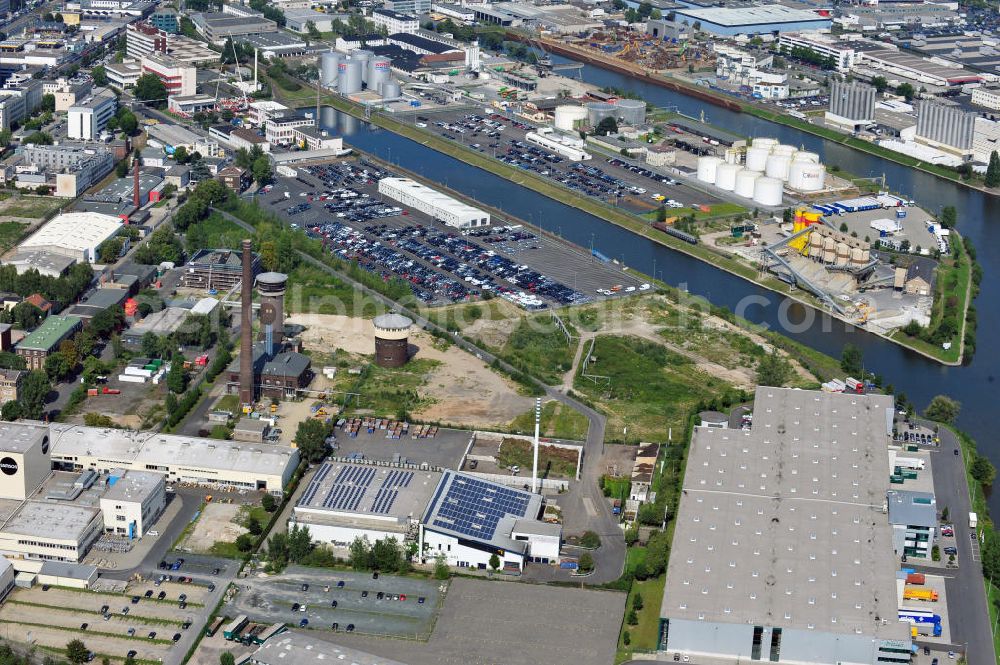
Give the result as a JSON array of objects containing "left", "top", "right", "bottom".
[{"left": 583, "top": 497, "right": 597, "bottom": 517}]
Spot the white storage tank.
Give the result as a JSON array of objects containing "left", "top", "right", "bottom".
[
  {"left": 380, "top": 80, "right": 401, "bottom": 99},
  {"left": 788, "top": 161, "right": 826, "bottom": 191},
  {"left": 745, "top": 146, "right": 772, "bottom": 172},
  {"left": 352, "top": 49, "right": 374, "bottom": 84},
  {"left": 765, "top": 154, "right": 793, "bottom": 181},
  {"left": 715, "top": 163, "right": 740, "bottom": 190},
  {"left": 752, "top": 137, "right": 778, "bottom": 150},
  {"left": 734, "top": 169, "right": 761, "bottom": 198},
  {"left": 554, "top": 105, "right": 588, "bottom": 131},
  {"left": 320, "top": 51, "right": 340, "bottom": 88},
  {"left": 368, "top": 56, "right": 392, "bottom": 90},
  {"left": 793, "top": 151, "right": 820, "bottom": 163},
  {"left": 613, "top": 98, "right": 646, "bottom": 126},
  {"left": 772, "top": 144, "right": 797, "bottom": 157},
  {"left": 697, "top": 156, "right": 723, "bottom": 184},
  {"left": 586, "top": 102, "right": 617, "bottom": 126},
  {"left": 753, "top": 176, "right": 783, "bottom": 206},
  {"left": 338, "top": 59, "right": 363, "bottom": 94}
]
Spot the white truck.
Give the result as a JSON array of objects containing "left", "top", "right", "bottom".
[{"left": 970, "top": 512, "right": 978, "bottom": 529}]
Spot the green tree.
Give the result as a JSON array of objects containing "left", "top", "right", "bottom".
[
  {"left": 488, "top": 552, "right": 501, "bottom": 572},
  {"left": 632, "top": 591, "right": 644, "bottom": 611},
  {"left": 141, "top": 331, "right": 161, "bottom": 358},
  {"left": 925, "top": 394, "right": 960, "bottom": 423},
  {"left": 970, "top": 455, "right": 996, "bottom": 485},
  {"left": 116, "top": 159, "right": 130, "bottom": 178},
  {"left": 871, "top": 76, "right": 888, "bottom": 93},
  {"left": 1, "top": 400, "right": 23, "bottom": 421},
  {"left": 98, "top": 237, "right": 124, "bottom": 264},
  {"left": 66, "top": 639, "right": 89, "bottom": 665},
  {"left": 306, "top": 20, "right": 322, "bottom": 40},
  {"left": 134, "top": 73, "right": 168, "bottom": 103},
  {"left": 41, "top": 93, "right": 55, "bottom": 112},
  {"left": 220, "top": 653, "right": 236, "bottom": 665},
  {"left": 895, "top": 82, "right": 915, "bottom": 101},
  {"left": 246, "top": 516, "right": 262, "bottom": 536},
  {"left": 627, "top": 609, "right": 638, "bottom": 625},
  {"left": 235, "top": 533, "right": 254, "bottom": 552},
  {"left": 349, "top": 536, "right": 371, "bottom": 570},
  {"left": 23, "top": 131, "right": 53, "bottom": 145},
  {"left": 595, "top": 116, "right": 618, "bottom": 136},
  {"left": 45, "top": 352, "right": 73, "bottom": 382},
  {"left": 91, "top": 64, "right": 108, "bottom": 86},
  {"left": 655, "top": 205, "right": 667, "bottom": 222},
  {"left": 756, "top": 351, "right": 792, "bottom": 387},
  {"left": 940, "top": 205, "right": 957, "bottom": 229},
  {"left": 986, "top": 151, "right": 1000, "bottom": 188},
  {"left": 433, "top": 554, "right": 450, "bottom": 579},
  {"left": 294, "top": 418, "right": 332, "bottom": 463},
  {"left": 166, "top": 355, "right": 188, "bottom": 393},
  {"left": 0, "top": 129, "right": 11, "bottom": 147},
  {"left": 580, "top": 530, "right": 601, "bottom": 548},
  {"left": 840, "top": 343, "right": 863, "bottom": 376},
  {"left": 173, "top": 146, "right": 189, "bottom": 164},
  {"left": 288, "top": 524, "right": 312, "bottom": 561},
  {"left": 578, "top": 551, "right": 594, "bottom": 573},
  {"left": 251, "top": 155, "right": 272, "bottom": 185},
  {"left": 261, "top": 493, "right": 277, "bottom": 512}
]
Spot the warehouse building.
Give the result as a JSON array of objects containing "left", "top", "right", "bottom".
[
  {"left": 378, "top": 177, "right": 490, "bottom": 229},
  {"left": 419, "top": 470, "right": 560, "bottom": 571},
  {"left": 825, "top": 80, "right": 876, "bottom": 130},
  {"left": 671, "top": 5, "right": 831, "bottom": 36},
  {"left": 915, "top": 100, "right": 976, "bottom": 156},
  {"left": 191, "top": 12, "right": 278, "bottom": 44},
  {"left": 289, "top": 461, "right": 442, "bottom": 547},
  {"left": 5, "top": 250, "right": 76, "bottom": 278},
  {"left": 48, "top": 423, "right": 299, "bottom": 494},
  {"left": 887, "top": 490, "right": 937, "bottom": 561},
  {"left": 250, "top": 632, "right": 408, "bottom": 665},
  {"left": 19, "top": 211, "right": 124, "bottom": 263},
  {"left": 660, "top": 387, "right": 910, "bottom": 665},
  {"left": 856, "top": 48, "right": 979, "bottom": 88},
  {"left": 99, "top": 470, "right": 166, "bottom": 539},
  {"left": 0, "top": 498, "right": 104, "bottom": 563},
  {"left": 16, "top": 316, "right": 84, "bottom": 371}
]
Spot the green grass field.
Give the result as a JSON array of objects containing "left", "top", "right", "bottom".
[
  {"left": 497, "top": 316, "right": 577, "bottom": 386},
  {"left": 346, "top": 358, "right": 442, "bottom": 418},
  {"left": 508, "top": 400, "right": 590, "bottom": 440},
  {"left": 495, "top": 437, "right": 579, "bottom": 479},
  {"left": 0, "top": 196, "right": 63, "bottom": 219},
  {"left": 0, "top": 220, "right": 29, "bottom": 252}
]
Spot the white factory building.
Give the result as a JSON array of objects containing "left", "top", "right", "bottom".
[
  {"left": 661, "top": 387, "right": 911, "bottom": 665},
  {"left": 18, "top": 211, "right": 125, "bottom": 263},
  {"left": 99, "top": 470, "right": 166, "bottom": 539},
  {"left": 378, "top": 177, "right": 490, "bottom": 229}
]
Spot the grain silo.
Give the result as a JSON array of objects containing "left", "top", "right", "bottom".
[
  {"left": 752, "top": 176, "right": 783, "bottom": 206},
  {"left": 369, "top": 56, "right": 392, "bottom": 91},
  {"left": 765, "top": 154, "right": 793, "bottom": 181},
  {"left": 715, "top": 163, "right": 740, "bottom": 191},
  {"left": 613, "top": 98, "right": 646, "bottom": 126},
  {"left": 554, "top": 105, "right": 588, "bottom": 131},
  {"left": 850, "top": 247, "right": 867, "bottom": 266},
  {"left": 586, "top": 102, "right": 617, "bottom": 126},
  {"left": 822, "top": 236, "right": 837, "bottom": 263},
  {"left": 836, "top": 242, "right": 850, "bottom": 265},
  {"left": 808, "top": 231, "right": 823, "bottom": 255},
  {"left": 734, "top": 169, "right": 760, "bottom": 198},
  {"left": 338, "top": 60, "right": 363, "bottom": 94},
  {"left": 373, "top": 313, "right": 413, "bottom": 368},
  {"left": 320, "top": 51, "right": 341, "bottom": 88},
  {"left": 697, "top": 156, "right": 723, "bottom": 184}
]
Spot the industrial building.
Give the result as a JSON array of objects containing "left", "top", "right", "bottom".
[
  {"left": 825, "top": 80, "right": 876, "bottom": 130},
  {"left": 419, "top": 470, "right": 560, "bottom": 570},
  {"left": 99, "top": 470, "right": 166, "bottom": 539},
  {"left": 660, "top": 387, "right": 911, "bottom": 665},
  {"left": 250, "top": 631, "right": 408, "bottom": 665},
  {"left": 15, "top": 316, "right": 84, "bottom": 370},
  {"left": 373, "top": 8, "right": 419, "bottom": 35},
  {"left": 5, "top": 250, "right": 77, "bottom": 278},
  {"left": 971, "top": 86, "right": 1000, "bottom": 112},
  {"left": 855, "top": 49, "right": 979, "bottom": 88},
  {"left": 777, "top": 33, "right": 858, "bottom": 73},
  {"left": 289, "top": 461, "right": 442, "bottom": 547},
  {"left": 887, "top": 489, "right": 937, "bottom": 561},
  {"left": 670, "top": 5, "right": 831, "bottom": 36},
  {"left": 67, "top": 87, "right": 117, "bottom": 141},
  {"left": 48, "top": 423, "right": 300, "bottom": 494},
  {"left": 915, "top": 100, "right": 976, "bottom": 156},
  {"left": 283, "top": 8, "right": 343, "bottom": 33},
  {"left": 378, "top": 177, "right": 490, "bottom": 229},
  {"left": 191, "top": 12, "right": 278, "bottom": 44},
  {"left": 182, "top": 247, "right": 260, "bottom": 291},
  {"left": 121, "top": 307, "right": 194, "bottom": 347},
  {"left": 16, "top": 143, "right": 115, "bottom": 198}
]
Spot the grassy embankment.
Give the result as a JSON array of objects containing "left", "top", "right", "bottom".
[{"left": 508, "top": 400, "right": 590, "bottom": 441}]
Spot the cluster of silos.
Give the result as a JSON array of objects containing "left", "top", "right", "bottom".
[
  {"left": 744, "top": 138, "right": 826, "bottom": 193},
  {"left": 695, "top": 155, "right": 782, "bottom": 206},
  {"left": 807, "top": 229, "right": 870, "bottom": 266},
  {"left": 320, "top": 51, "right": 342, "bottom": 89},
  {"left": 338, "top": 58, "right": 363, "bottom": 94},
  {"left": 554, "top": 105, "right": 588, "bottom": 132}
]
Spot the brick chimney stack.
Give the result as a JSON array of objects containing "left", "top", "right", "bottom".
[{"left": 239, "top": 239, "right": 254, "bottom": 406}]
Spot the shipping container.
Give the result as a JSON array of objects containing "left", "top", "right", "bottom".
[{"left": 906, "top": 573, "right": 925, "bottom": 585}]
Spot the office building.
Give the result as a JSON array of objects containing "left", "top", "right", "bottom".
[
  {"left": 383, "top": 0, "right": 431, "bottom": 14},
  {"left": 18, "top": 211, "right": 124, "bottom": 262},
  {"left": 265, "top": 113, "right": 314, "bottom": 145},
  {"left": 373, "top": 8, "right": 419, "bottom": 34},
  {"left": 15, "top": 316, "right": 84, "bottom": 370},
  {"left": 378, "top": 177, "right": 490, "bottom": 229},
  {"left": 887, "top": 490, "right": 937, "bottom": 560},
  {"left": 19, "top": 143, "right": 115, "bottom": 198},
  {"left": 42, "top": 77, "right": 93, "bottom": 112},
  {"left": 141, "top": 53, "right": 196, "bottom": 97},
  {"left": 777, "top": 33, "right": 857, "bottom": 73},
  {"left": 149, "top": 8, "right": 179, "bottom": 33},
  {"left": 826, "top": 80, "right": 877, "bottom": 130},
  {"left": 67, "top": 87, "right": 117, "bottom": 140},
  {"left": 105, "top": 61, "right": 142, "bottom": 89},
  {"left": 971, "top": 86, "right": 1000, "bottom": 112},
  {"left": 99, "top": 471, "right": 166, "bottom": 539},
  {"left": 660, "top": 387, "right": 910, "bottom": 665},
  {"left": 916, "top": 100, "right": 975, "bottom": 155},
  {"left": 125, "top": 22, "right": 167, "bottom": 60}
]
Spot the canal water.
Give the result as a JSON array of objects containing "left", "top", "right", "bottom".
[{"left": 317, "top": 81, "right": 1000, "bottom": 511}]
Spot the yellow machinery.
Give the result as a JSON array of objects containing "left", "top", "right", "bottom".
[{"left": 787, "top": 208, "right": 823, "bottom": 254}]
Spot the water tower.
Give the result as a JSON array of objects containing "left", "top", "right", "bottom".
[{"left": 372, "top": 313, "right": 412, "bottom": 368}]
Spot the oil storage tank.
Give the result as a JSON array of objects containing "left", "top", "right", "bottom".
[
  {"left": 554, "top": 105, "right": 588, "bottom": 131},
  {"left": 369, "top": 56, "right": 392, "bottom": 91},
  {"left": 697, "top": 156, "right": 723, "bottom": 184},
  {"left": 765, "top": 154, "right": 792, "bottom": 181},
  {"left": 753, "top": 176, "right": 783, "bottom": 206},
  {"left": 734, "top": 169, "right": 760, "bottom": 198},
  {"left": 320, "top": 51, "right": 340, "bottom": 88},
  {"left": 352, "top": 49, "right": 373, "bottom": 83},
  {"left": 752, "top": 137, "right": 778, "bottom": 150},
  {"left": 745, "top": 145, "right": 772, "bottom": 172},
  {"left": 772, "top": 144, "right": 796, "bottom": 157},
  {"left": 380, "top": 80, "right": 401, "bottom": 99},
  {"left": 715, "top": 163, "right": 740, "bottom": 190},
  {"left": 613, "top": 98, "right": 646, "bottom": 126},
  {"left": 788, "top": 162, "right": 826, "bottom": 192},
  {"left": 586, "top": 102, "right": 616, "bottom": 126},
  {"left": 793, "top": 151, "right": 820, "bottom": 164},
  {"left": 338, "top": 59, "right": 363, "bottom": 94}
]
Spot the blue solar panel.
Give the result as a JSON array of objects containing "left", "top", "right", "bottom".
[{"left": 430, "top": 474, "right": 532, "bottom": 541}]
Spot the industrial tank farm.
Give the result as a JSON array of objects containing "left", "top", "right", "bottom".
[{"left": 696, "top": 136, "right": 829, "bottom": 205}]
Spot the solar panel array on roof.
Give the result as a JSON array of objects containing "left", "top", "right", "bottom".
[
  {"left": 299, "top": 462, "right": 334, "bottom": 506},
  {"left": 432, "top": 475, "right": 531, "bottom": 540},
  {"left": 321, "top": 465, "right": 376, "bottom": 512},
  {"left": 371, "top": 470, "right": 413, "bottom": 515}
]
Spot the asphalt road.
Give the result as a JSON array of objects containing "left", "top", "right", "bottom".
[{"left": 214, "top": 208, "right": 627, "bottom": 583}]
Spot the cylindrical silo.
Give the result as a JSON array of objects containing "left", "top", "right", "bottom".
[
  {"left": 320, "top": 51, "right": 340, "bottom": 88},
  {"left": 380, "top": 80, "right": 401, "bottom": 99},
  {"left": 715, "top": 163, "right": 739, "bottom": 190},
  {"left": 753, "top": 176, "right": 783, "bottom": 206},
  {"left": 822, "top": 236, "right": 837, "bottom": 263},
  {"left": 734, "top": 169, "right": 760, "bottom": 198},
  {"left": 352, "top": 49, "right": 373, "bottom": 83},
  {"left": 789, "top": 162, "right": 826, "bottom": 192},
  {"left": 752, "top": 137, "right": 778, "bottom": 150},
  {"left": 586, "top": 102, "right": 616, "bottom": 126},
  {"left": 613, "top": 98, "right": 646, "bottom": 126},
  {"left": 836, "top": 242, "right": 850, "bottom": 264},
  {"left": 697, "top": 156, "right": 723, "bottom": 184},
  {"left": 772, "top": 144, "right": 797, "bottom": 157},
  {"left": 369, "top": 56, "right": 392, "bottom": 91},
  {"left": 554, "top": 105, "right": 588, "bottom": 131},
  {"left": 373, "top": 313, "right": 413, "bottom": 368},
  {"left": 338, "top": 60, "right": 362, "bottom": 94},
  {"left": 793, "top": 151, "right": 820, "bottom": 163},
  {"left": 850, "top": 247, "right": 866, "bottom": 266},
  {"left": 765, "top": 154, "right": 792, "bottom": 181},
  {"left": 745, "top": 145, "right": 772, "bottom": 172},
  {"left": 808, "top": 231, "right": 823, "bottom": 254}
]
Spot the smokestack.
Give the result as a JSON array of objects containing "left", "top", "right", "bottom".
[
  {"left": 133, "top": 159, "right": 140, "bottom": 208},
  {"left": 239, "top": 239, "right": 254, "bottom": 406}
]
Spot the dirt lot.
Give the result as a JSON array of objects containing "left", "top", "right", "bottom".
[
  {"left": 0, "top": 585, "right": 195, "bottom": 662},
  {"left": 179, "top": 503, "right": 246, "bottom": 554},
  {"left": 287, "top": 313, "right": 534, "bottom": 427}
]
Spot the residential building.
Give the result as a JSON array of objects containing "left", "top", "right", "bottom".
[
  {"left": 265, "top": 113, "right": 314, "bottom": 145},
  {"left": 15, "top": 315, "right": 84, "bottom": 370},
  {"left": 916, "top": 100, "right": 976, "bottom": 156},
  {"left": 67, "top": 87, "right": 117, "bottom": 140},
  {"left": 826, "top": 80, "right": 877, "bottom": 130},
  {"left": 0, "top": 369, "right": 23, "bottom": 404},
  {"left": 18, "top": 211, "right": 124, "bottom": 262},
  {"left": 217, "top": 165, "right": 251, "bottom": 192},
  {"left": 141, "top": 53, "right": 196, "bottom": 98},
  {"left": 373, "top": 8, "right": 419, "bottom": 34},
  {"left": 379, "top": 177, "right": 489, "bottom": 229},
  {"left": 99, "top": 471, "right": 166, "bottom": 539},
  {"left": 887, "top": 489, "right": 937, "bottom": 560},
  {"left": 778, "top": 32, "right": 858, "bottom": 73}
]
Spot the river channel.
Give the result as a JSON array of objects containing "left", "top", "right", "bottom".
[{"left": 317, "top": 64, "right": 999, "bottom": 511}]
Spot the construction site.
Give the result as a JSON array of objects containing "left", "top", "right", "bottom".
[{"left": 565, "top": 28, "right": 713, "bottom": 72}]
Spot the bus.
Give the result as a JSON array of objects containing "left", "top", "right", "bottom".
[{"left": 223, "top": 615, "right": 249, "bottom": 640}]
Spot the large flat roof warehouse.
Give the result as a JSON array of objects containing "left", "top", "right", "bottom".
[
  {"left": 662, "top": 387, "right": 909, "bottom": 664},
  {"left": 857, "top": 48, "right": 978, "bottom": 86},
  {"left": 0, "top": 421, "right": 48, "bottom": 454},
  {"left": 673, "top": 4, "right": 831, "bottom": 32},
  {"left": 296, "top": 462, "right": 441, "bottom": 524},
  {"left": 378, "top": 177, "right": 490, "bottom": 229},
  {"left": 2, "top": 501, "right": 100, "bottom": 540},
  {"left": 19, "top": 211, "right": 123, "bottom": 257}
]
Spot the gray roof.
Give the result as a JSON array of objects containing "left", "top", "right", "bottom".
[
  {"left": 373, "top": 313, "right": 413, "bottom": 330},
  {"left": 234, "top": 418, "right": 269, "bottom": 434},
  {"left": 262, "top": 352, "right": 310, "bottom": 378},
  {"left": 251, "top": 631, "right": 408, "bottom": 665},
  {"left": 39, "top": 561, "right": 98, "bottom": 580},
  {"left": 886, "top": 490, "right": 937, "bottom": 528}
]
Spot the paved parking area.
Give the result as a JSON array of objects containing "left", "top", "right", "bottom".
[
  {"left": 257, "top": 160, "right": 642, "bottom": 308},
  {"left": 224, "top": 567, "right": 443, "bottom": 639},
  {"left": 327, "top": 577, "right": 626, "bottom": 665},
  {"left": 332, "top": 424, "right": 472, "bottom": 470}
]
